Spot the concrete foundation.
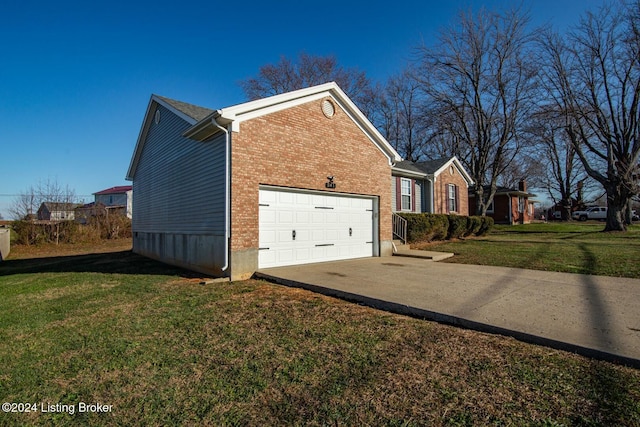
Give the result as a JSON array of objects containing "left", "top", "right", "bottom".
[
  {"left": 133, "top": 231, "right": 227, "bottom": 277},
  {"left": 230, "top": 248, "right": 259, "bottom": 281},
  {"left": 380, "top": 239, "right": 394, "bottom": 257}
]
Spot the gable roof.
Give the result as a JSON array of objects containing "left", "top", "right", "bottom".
[
  {"left": 94, "top": 185, "right": 132, "bottom": 195},
  {"left": 183, "top": 82, "right": 401, "bottom": 163},
  {"left": 392, "top": 160, "right": 427, "bottom": 177},
  {"left": 154, "top": 95, "right": 214, "bottom": 122},
  {"left": 415, "top": 158, "right": 452, "bottom": 174},
  {"left": 126, "top": 82, "right": 401, "bottom": 181},
  {"left": 392, "top": 156, "right": 474, "bottom": 186},
  {"left": 39, "top": 202, "right": 82, "bottom": 212}
]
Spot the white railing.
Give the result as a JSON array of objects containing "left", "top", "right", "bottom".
[{"left": 392, "top": 213, "right": 407, "bottom": 245}]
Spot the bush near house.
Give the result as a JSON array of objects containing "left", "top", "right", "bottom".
[{"left": 398, "top": 213, "right": 493, "bottom": 243}]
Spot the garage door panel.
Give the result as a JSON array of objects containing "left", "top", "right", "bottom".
[{"left": 259, "top": 189, "right": 375, "bottom": 268}]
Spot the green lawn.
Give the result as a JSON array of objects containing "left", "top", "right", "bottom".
[
  {"left": 416, "top": 222, "right": 640, "bottom": 278},
  {"left": 0, "top": 245, "right": 639, "bottom": 425}
]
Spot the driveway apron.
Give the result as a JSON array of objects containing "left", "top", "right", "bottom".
[{"left": 256, "top": 257, "right": 640, "bottom": 367}]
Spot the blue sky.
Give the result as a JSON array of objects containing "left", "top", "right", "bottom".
[{"left": 0, "top": 0, "right": 601, "bottom": 218}]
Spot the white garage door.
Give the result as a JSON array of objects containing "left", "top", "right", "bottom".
[{"left": 258, "top": 188, "right": 375, "bottom": 268}]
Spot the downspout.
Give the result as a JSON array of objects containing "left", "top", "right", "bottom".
[
  {"left": 508, "top": 193, "right": 513, "bottom": 225},
  {"left": 212, "top": 120, "right": 231, "bottom": 274}
]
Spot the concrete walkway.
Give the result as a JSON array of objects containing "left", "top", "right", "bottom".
[{"left": 255, "top": 257, "right": 640, "bottom": 367}]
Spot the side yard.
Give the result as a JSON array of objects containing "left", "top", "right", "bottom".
[
  {"left": 0, "top": 243, "right": 638, "bottom": 425},
  {"left": 415, "top": 223, "right": 640, "bottom": 278}
]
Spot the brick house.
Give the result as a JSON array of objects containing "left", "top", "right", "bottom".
[
  {"left": 469, "top": 180, "right": 536, "bottom": 224},
  {"left": 126, "top": 83, "right": 402, "bottom": 280},
  {"left": 391, "top": 157, "right": 473, "bottom": 215}
]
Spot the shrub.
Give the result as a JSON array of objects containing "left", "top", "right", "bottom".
[
  {"left": 398, "top": 213, "right": 450, "bottom": 243},
  {"left": 447, "top": 215, "right": 468, "bottom": 239},
  {"left": 477, "top": 216, "right": 494, "bottom": 236},
  {"left": 465, "top": 216, "right": 483, "bottom": 237},
  {"left": 398, "top": 213, "right": 493, "bottom": 243}
]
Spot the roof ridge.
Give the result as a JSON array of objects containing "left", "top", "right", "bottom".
[{"left": 154, "top": 95, "right": 215, "bottom": 122}]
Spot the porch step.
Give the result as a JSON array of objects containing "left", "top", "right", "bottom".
[
  {"left": 393, "top": 249, "right": 455, "bottom": 261},
  {"left": 392, "top": 240, "right": 411, "bottom": 252}
]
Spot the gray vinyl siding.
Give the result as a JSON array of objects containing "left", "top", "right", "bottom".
[
  {"left": 132, "top": 104, "right": 226, "bottom": 235},
  {"left": 423, "top": 180, "right": 433, "bottom": 213}
]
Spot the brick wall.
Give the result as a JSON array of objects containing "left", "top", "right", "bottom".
[
  {"left": 230, "top": 97, "right": 392, "bottom": 251},
  {"left": 433, "top": 166, "right": 470, "bottom": 215}
]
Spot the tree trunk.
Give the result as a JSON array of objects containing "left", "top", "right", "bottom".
[
  {"left": 560, "top": 197, "right": 573, "bottom": 221},
  {"left": 604, "top": 187, "right": 627, "bottom": 232}
]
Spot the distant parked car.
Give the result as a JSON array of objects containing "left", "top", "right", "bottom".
[{"left": 572, "top": 206, "right": 607, "bottom": 221}]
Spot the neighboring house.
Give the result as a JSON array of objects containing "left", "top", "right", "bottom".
[
  {"left": 94, "top": 185, "right": 133, "bottom": 218},
  {"left": 37, "top": 202, "right": 81, "bottom": 221},
  {"left": 469, "top": 180, "right": 536, "bottom": 224},
  {"left": 391, "top": 157, "right": 473, "bottom": 215},
  {"left": 126, "top": 82, "right": 402, "bottom": 280}
]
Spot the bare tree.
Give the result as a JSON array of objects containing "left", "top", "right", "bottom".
[
  {"left": 526, "top": 106, "right": 594, "bottom": 220},
  {"left": 414, "top": 6, "right": 539, "bottom": 215},
  {"left": 10, "top": 179, "right": 78, "bottom": 220},
  {"left": 539, "top": 1, "right": 640, "bottom": 231},
  {"left": 375, "top": 68, "right": 429, "bottom": 161},
  {"left": 238, "top": 52, "right": 373, "bottom": 110}
]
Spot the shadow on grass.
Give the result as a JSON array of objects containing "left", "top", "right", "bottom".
[
  {"left": 574, "top": 243, "right": 638, "bottom": 424},
  {"left": 0, "top": 250, "right": 204, "bottom": 278}
]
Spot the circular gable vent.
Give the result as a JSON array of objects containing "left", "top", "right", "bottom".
[{"left": 321, "top": 99, "right": 335, "bottom": 118}]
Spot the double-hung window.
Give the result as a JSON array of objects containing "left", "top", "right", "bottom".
[
  {"left": 448, "top": 184, "right": 457, "bottom": 213},
  {"left": 401, "top": 178, "right": 412, "bottom": 211}
]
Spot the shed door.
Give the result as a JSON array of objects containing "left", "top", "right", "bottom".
[{"left": 258, "top": 188, "right": 374, "bottom": 268}]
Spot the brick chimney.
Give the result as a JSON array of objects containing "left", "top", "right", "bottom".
[{"left": 518, "top": 179, "right": 527, "bottom": 192}]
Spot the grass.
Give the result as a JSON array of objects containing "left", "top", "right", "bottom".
[
  {"left": 414, "top": 222, "right": 640, "bottom": 278},
  {"left": 0, "top": 241, "right": 639, "bottom": 425}
]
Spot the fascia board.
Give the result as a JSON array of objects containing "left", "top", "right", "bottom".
[
  {"left": 182, "top": 110, "right": 223, "bottom": 140},
  {"left": 126, "top": 96, "right": 156, "bottom": 180},
  {"left": 330, "top": 93, "right": 402, "bottom": 165},
  {"left": 219, "top": 91, "right": 329, "bottom": 132},
  {"left": 433, "top": 156, "right": 474, "bottom": 186},
  {"left": 391, "top": 168, "right": 427, "bottom": 179},
  {"left": 217, "top": 82, "right": 402, "bottom": 165}
]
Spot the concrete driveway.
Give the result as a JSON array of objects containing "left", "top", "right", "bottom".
[{"left": 256, "top": 257, "right": 640, "bottom": 367}]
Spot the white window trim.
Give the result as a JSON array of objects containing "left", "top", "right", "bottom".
[
  {"left": 448, "top": 184, "right": 457, "bottom": 213},
  {"left": 486, "top": 200, "right": 494, "bottom": 213},
  {"left": 401, "top": 178, "right": 412, "bottom": 211}
]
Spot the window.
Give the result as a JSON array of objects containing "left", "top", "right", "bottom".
[
  {"left": 401, "top": 178, "right": 412, "bottom": 211},
  {"left": 448, "top": 184, "right": 457, "bottom": 212},
  {"left": 518, "top": 197, "right": 524, "bottom": 213},
  {"left": 486, "top": 200, "right": 494, "bottom": 213}
]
